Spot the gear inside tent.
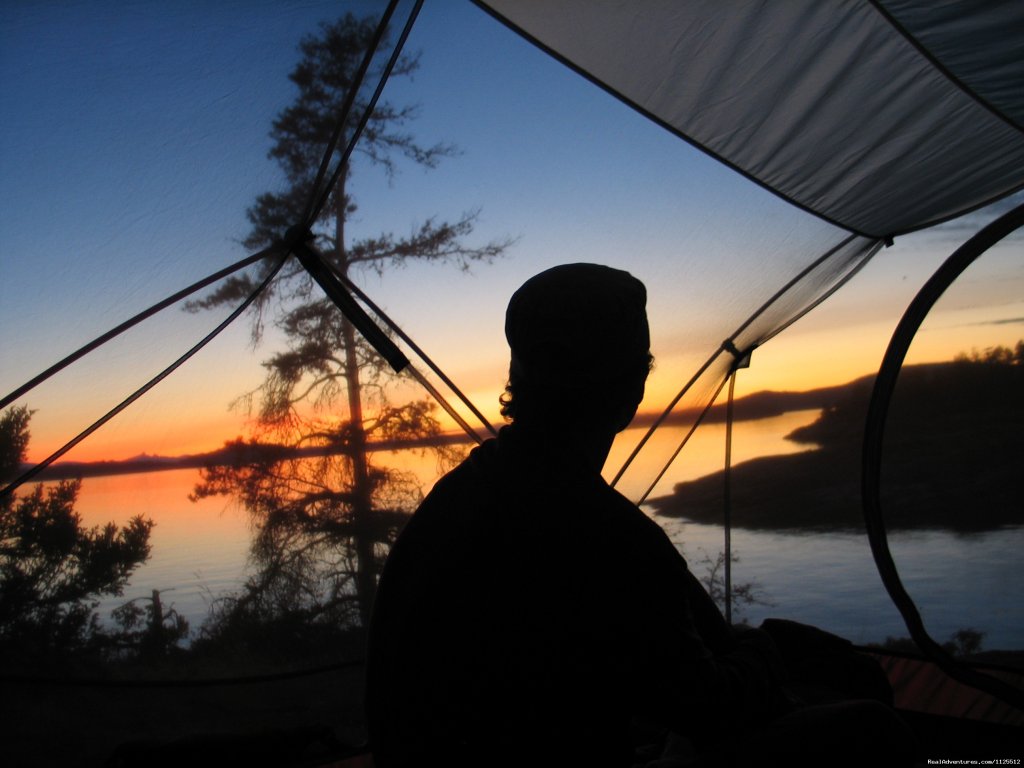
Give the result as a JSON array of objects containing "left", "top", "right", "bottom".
[{"left": 1, "top": 0, "right": 1021, "bottom": 764}]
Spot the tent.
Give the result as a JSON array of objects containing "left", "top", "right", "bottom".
[{"left": 1, "top": 0, "right": 1021, "bottom": 763}]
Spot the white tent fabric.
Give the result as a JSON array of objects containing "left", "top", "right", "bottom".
[
  {"left": 478, "top": 0, "right": 1024, "bottom": 238},
  {"left": 880, "top": 0, "right": 1024, "bottom": 125}
]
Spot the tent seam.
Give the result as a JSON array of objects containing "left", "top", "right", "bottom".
[
  {"left": 867, "top": 0, "right": 1024, "bottom": 135},
  {"left": 473, "top": 1, "right": 1024, "bottom": 240},
  {"left": 471, "top": 0, "right": 876, "bottom": 239}
]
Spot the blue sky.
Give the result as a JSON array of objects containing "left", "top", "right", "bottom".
[{"left": 2, "top": 1, "right": 1021, "bottom": 461}]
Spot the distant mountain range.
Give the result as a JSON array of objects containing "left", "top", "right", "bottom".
[
  {"left": 630, "top": 382, "right": 852, "bottom": 429},
  {"left": 28, "top": 432, "right": 475, "bottom": 481},
  {"left": 30, "top": 381, "right": 851, "bottom": 481},
  {"left": 30, "top": 361, "right": 1021, "bottom": 517}
]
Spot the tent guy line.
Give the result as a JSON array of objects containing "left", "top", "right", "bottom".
[
  {"left": 331, "top": 263, "right": 498, "bottom": 440},
  {"left": 626, "top": 236, "right": 884, "bottom": 502},
  {"left": 305, "top": 0, "right": 425, "bottom": 229},
  {"left": 0, "top": 248, "right": 275, "bottom": 413},
  {"left": 0, "top": 0, "right": 487, "bottom": 499},
  {"left": 0, "top": 253, "right": 289, "bottom": 500},
  {"left": 301, "top": 0, "right": 405, "bottom": 228},
  {"left": 612, "top": 232, "right": 876, "bottom": 490}
]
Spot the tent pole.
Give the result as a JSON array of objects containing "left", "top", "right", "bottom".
[{"left": 862, "top": 201, "right": 1024, "bottom": 711}]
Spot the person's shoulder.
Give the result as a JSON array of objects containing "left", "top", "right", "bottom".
[
  {"left": 580, "top": 483, "right": 693, "bottom": 590},
  {"left": 590, "top": 481, "right": 674, "bottom": 544},
  {"left": 400, "top": 439, "right": 495, "bottom": 532},
  {"left": 423, "top": 440, "right": 493, "bottom": 504},
  {"left": 590, "top": 478, "right": 650, "bottom": 521}
]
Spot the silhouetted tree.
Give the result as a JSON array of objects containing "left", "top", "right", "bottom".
[
  {"left": 874, "top": 627, "right": 986, "bottom": 657},
  {"left": 953, "top": 340, "right": 1023, "bottom": 366},
  {"left": 0, "top": 406, "right": 153, "bottom": 663},
  {"left": 695, "top": 547, "right": 772, "bottom": 623},
  {"left": 110, "top": 589, "right": 189, "bottom": 662},
  {"left": 192, "top": 13, "right": 508, "bottom": 638}
]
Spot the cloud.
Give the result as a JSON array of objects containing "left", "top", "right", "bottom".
[{"left": 965, "top": 316, "right": 1024, "bottom": 327}]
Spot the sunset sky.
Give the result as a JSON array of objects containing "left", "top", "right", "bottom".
[{"left": 2, "top": 1, "right": 1021, "bottom": 467}]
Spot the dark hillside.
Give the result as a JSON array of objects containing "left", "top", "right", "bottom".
[{"left": 649, "top": 360, "right": 1024, "bottom": 532}]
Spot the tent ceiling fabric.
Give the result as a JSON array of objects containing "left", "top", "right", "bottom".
[
  {"left": 879, "top": 0, "right": 1024, "bottom": 128},
  {"left": 477, "top": 0, "right": 1024, "bottom": 240}
]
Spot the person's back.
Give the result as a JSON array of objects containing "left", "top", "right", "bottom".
[
  {"left": 365, "top": 264, "right": 906, "bottom": 766},
  {"left": 368, "top": 427, "right": 636, "bottom": 765},
  {"left": 367, "top": 265, "right": 782, "bottom": 765}
]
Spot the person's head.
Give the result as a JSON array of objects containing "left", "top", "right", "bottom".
[{"left": 501, "top": 263, "right": 652, "bottom": 435}]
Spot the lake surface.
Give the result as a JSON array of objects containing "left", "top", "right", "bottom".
[{"left": 67, "top": 410, "right": 1024, "bottom": 651}]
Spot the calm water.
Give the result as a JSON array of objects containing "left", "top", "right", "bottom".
[
  {"left": 656, "top": 518, "right": 1024, "bottom": 649},
  {"left": 67, "top": 411, "right": 1023, "bottom": 650}
]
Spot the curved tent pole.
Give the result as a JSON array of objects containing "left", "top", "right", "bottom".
[{"left": 862, "top": 201, "right": 1024, "bottom": 711}]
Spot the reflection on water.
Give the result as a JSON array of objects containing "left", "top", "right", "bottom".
[
  {"left": 607, "top": 409, "right": 819, "bottom": 501},
  {"left": 61, "top": 408, "right": 1023, "bottom": 650},
  {"left": 656, "top": 518, "right": 1024, "bottom": 650},
  {"left": 70, "top": 469, "right": 251, "bottom": 632}
]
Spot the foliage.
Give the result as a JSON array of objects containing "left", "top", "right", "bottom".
[
  {"left": 109, "top": 589, "right": 190, "bottom": 662},
  {"left": 191, "top": 448, "right": 422, "bottom": 644},
  {"left": 188, "top": 12, "right": 508, "bottom": 318},
  {"left": 953, "top": 340, "right": 1023, "bottom": 366},
  {"left": 946, "top": 627, "right": 985, "bottom": 656},
  {"left": 0, "top": 405, "right": 31, "bottom": 479},
  {"left": 192, "top": 12, "right": 508, "bottom": 642},
  {"left": 0, "top": 406, "right": 155, "bottom": 663},
  {"left": 695, "top": 546, "right": 773, "bottom": 622},
  {"left": 874, "top": 627, "right": 986, "bottom": 658}
]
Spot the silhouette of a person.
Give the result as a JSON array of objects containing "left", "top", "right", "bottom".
[{"left": 366, "top": 264, "right": 909, "bottom": 767}]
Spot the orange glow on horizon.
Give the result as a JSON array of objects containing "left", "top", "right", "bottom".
[
  {"left": 21, "top": 299, "right": 1021, "bottom": 467},
  {"left": 25, "top": 411, "right": 256, "bottom": 466}
]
